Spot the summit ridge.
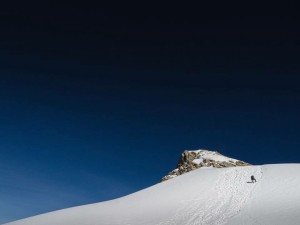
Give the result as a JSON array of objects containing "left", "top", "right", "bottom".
[{"left": 162, "top": 149, "right": 250, "bottom": 181}]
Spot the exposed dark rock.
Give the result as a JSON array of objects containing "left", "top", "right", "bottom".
[{"left": 161, "top": 149, "right": 250, "bottom": 182}]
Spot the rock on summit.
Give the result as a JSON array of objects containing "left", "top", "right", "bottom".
[{"left": 162, "top": 149, "right": 250, "bottom": 181}]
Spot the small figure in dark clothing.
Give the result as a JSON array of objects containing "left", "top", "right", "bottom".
[{"left": 251, "top": 175, "right": 257, "bottom": 183}]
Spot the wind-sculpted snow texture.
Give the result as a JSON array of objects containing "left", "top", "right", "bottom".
[{"left": 4, "top": 164, "right": 300, "bottom": 225}]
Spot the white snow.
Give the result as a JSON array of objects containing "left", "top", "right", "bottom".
[
  {"left": 190, "top": 150, "right": 239, "bottom": 165},
  {"left": 4, "top": 164, "right": 300, "bottom": 225}
]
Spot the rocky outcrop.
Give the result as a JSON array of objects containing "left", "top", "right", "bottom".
[{"left": 161, "top": 149, "right": 250, "bottom": 182}]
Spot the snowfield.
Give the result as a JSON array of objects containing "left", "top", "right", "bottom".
[{"left": 4, "top": 164, "right": 300, "bottom": 225}]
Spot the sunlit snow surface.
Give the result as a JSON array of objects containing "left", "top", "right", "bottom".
[
  {"left": 190, "top": 150, "right": 238, "bottom": 165},
  {"left": 4, "top": 164, "right": 300, "bottom": 225}
]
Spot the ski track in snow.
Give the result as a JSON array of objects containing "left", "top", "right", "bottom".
[{"left": 157, "top": 166, "right": 262, "bottom": 225}]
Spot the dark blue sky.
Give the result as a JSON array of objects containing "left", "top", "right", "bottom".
[{"left": 1, "top": 2, "right": 300, "bottom": 223}]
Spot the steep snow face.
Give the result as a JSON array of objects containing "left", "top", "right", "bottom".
[
  {"left": 162, "top": 149, "right": 250, "bottom": 181},
  {"left": 5, "top": 164, "right": 300, "bottom": 225}
]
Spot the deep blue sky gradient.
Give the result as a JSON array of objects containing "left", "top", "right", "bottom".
[
  {"left": 1, "top": 3, "right": 300, "bottom": 223},
  {"left": 1, "top": 55, "right": 300, "bottom": 223}
]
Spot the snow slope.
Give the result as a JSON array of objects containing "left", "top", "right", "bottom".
[{"left": 4, "top": 164, "right": 300, "bottom": 225}]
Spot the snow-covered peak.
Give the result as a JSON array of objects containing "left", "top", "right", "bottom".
[
  {"left": 162, "top": 149, "right": 250, "bottom": 181},
  {"left": 189, "top": 149, "right": 239, "bottom": 165}
]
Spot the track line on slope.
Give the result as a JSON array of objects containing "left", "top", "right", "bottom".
[
  {"left": 156, "top": 166, "right": 262, "bottom": 225},
  {"left": 211, "top": 166, "right": 263, "bottom": 225},
  {"left": 238, "top": 167, "right": 266, "bottom": 225}
]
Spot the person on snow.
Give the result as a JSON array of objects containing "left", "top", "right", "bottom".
[{"left": 251, "top": 175, "right": 257, "bottom": 183}]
